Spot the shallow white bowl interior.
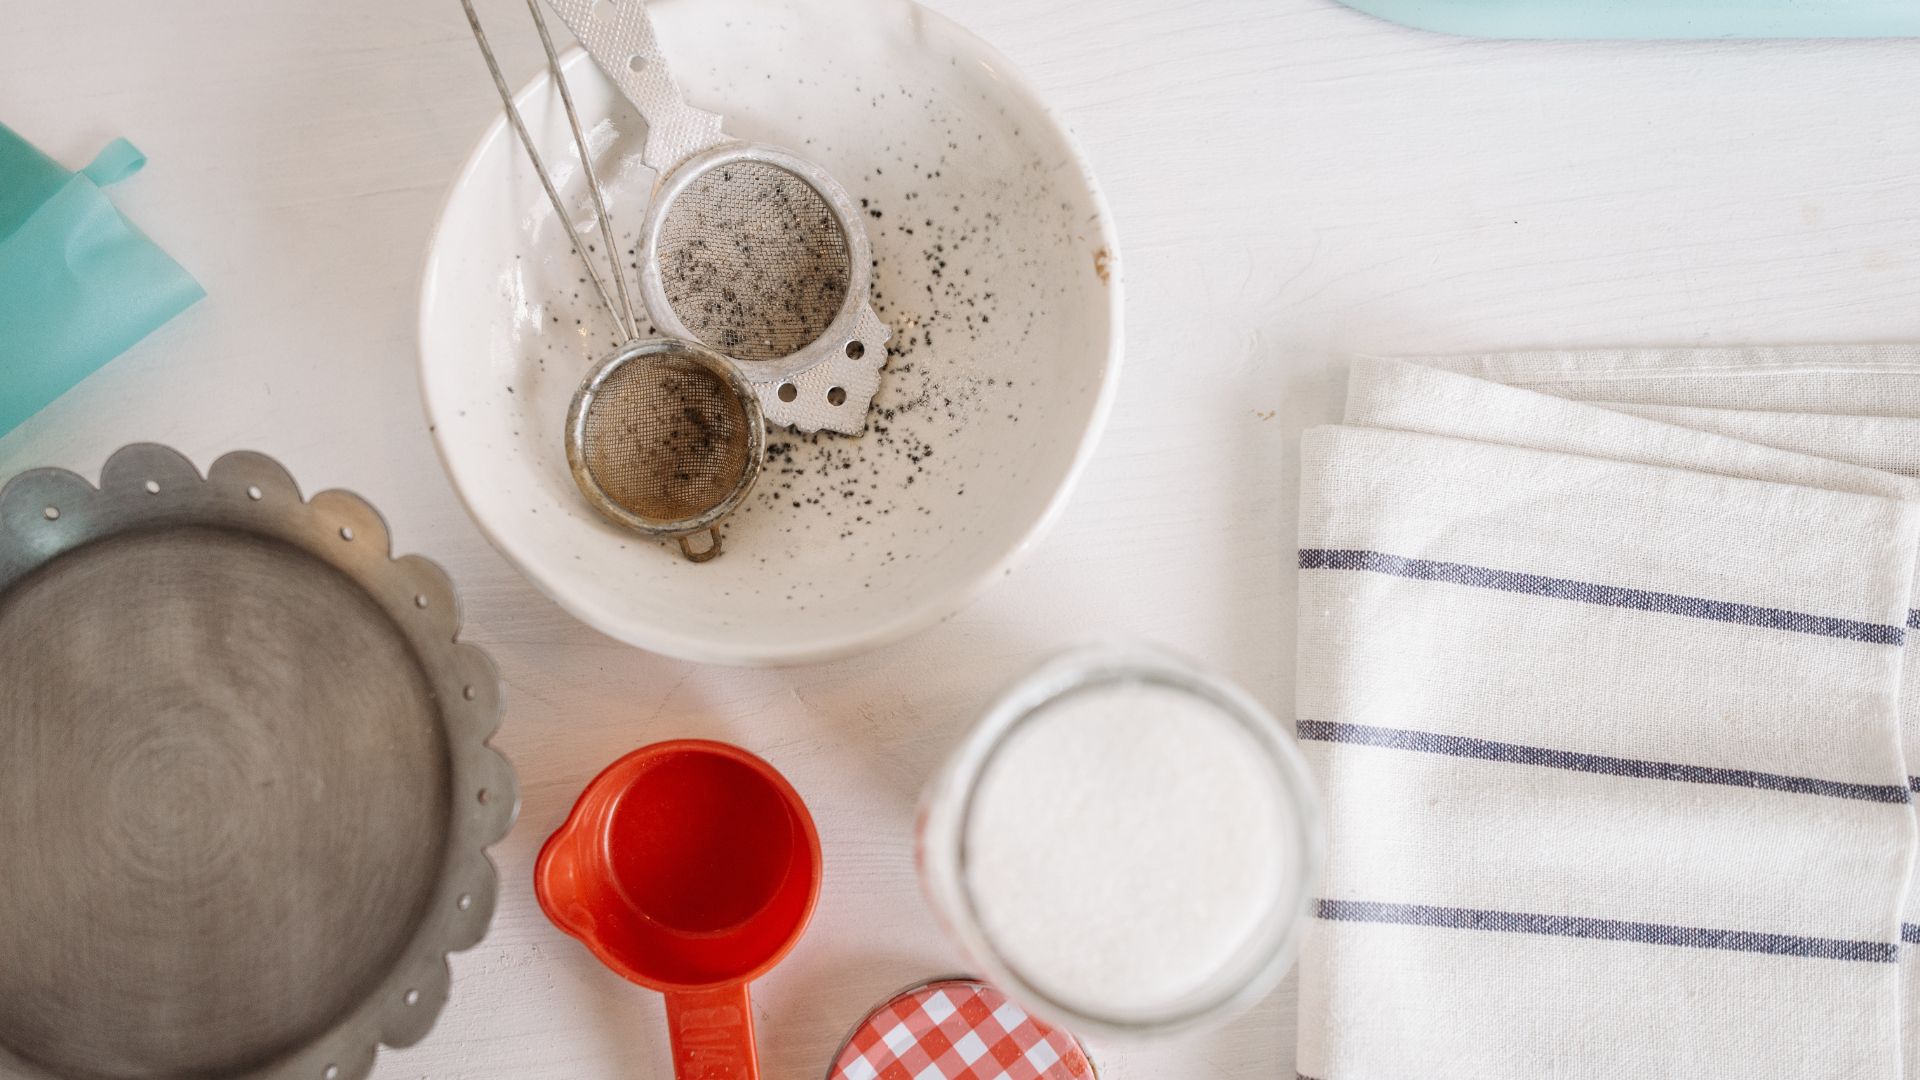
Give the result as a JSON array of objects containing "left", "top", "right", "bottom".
[{"left": 420, "top": 0, "right": 1120, "bottom": 665}]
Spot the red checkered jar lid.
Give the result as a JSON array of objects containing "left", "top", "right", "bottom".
[{"left": 828, "top": 978, "right": 1096, "bottom": 1080}]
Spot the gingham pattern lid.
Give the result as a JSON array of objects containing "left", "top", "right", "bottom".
[{"left": 828, "top": 979, "right": 1094, "bottom": 1080}]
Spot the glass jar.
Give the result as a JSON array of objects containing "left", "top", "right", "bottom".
[{"left": 917, "top": 642, "right": 1325, "bottom": 1039}]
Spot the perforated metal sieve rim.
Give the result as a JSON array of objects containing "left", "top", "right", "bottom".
[
  {"left": 638, "top": 143, "right": 876, "bottom": 384},
  {"left": 564, "top": 338, "right": 767, "bottom": 541}
]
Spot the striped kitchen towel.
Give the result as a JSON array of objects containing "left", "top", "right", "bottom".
[
  {"left": 1296, "top": 350, "right": 1920, "bottom": 1080},
  {"left": 1396, "top": 349, "right": 1920, "bottom": 1079}
]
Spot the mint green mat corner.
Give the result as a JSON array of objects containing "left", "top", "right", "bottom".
[
  {"left": 1330, "top": 0, "right": 1920, "bottom": 38},
  {"left": 0, "top": 124, "right": 204, "bottom": 438}
]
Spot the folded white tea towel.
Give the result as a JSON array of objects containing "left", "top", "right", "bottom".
[
  {"left": 1403, "top": 348, "right": 1920, "bottom": 1077},
  {"left": 1296, "top": 351, "right": 1920, "bottom": 1080},
  {"left": 1420, "top": 344, "right": 1920, "bottom": 417}
]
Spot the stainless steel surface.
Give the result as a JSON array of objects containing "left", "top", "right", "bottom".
[
  {"left": 544, "top": 0, "right": 891, "bottom": 434},
  {"left": 638, "top": 143, "right": 890, "bottom": 431},
  {"left": 565, "top": 338, "right": 768, "bottom": 562},
  {"left": 460, "top": 0, "right": 626, "bottom": 339},
  {"left": 0, "top": 444, "right": 517, "bottom": 1080},
  {"left": 656, "top": 159, "right": 852, "bottom": 363},
  {"left": 527, "top": 0, "right": 639, "bottom": 340},
  {"left": 541, "top": 0, "right": 727, "bottom": 173}
]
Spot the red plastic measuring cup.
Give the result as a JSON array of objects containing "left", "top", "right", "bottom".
[{"left": 535, "top": 739, "right": 822, "bottom": 1080}]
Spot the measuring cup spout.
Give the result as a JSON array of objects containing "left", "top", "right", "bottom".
[
  {"left": 534, "top": 824, "right": 596, "bottom": 940},
  {"left": 666, "top": 983, "right": 759, "bottom": 1080}
]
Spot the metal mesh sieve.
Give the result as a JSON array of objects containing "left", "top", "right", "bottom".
[
  {"left": 466, "top": 2, "right": 770, "bottom": 562},
  {"left": 656, "top": 161, "right": 853, "bottom": 362},
  {"left": 544, "top": 0, "right": 894, "bottom": 434},
  {"left": 566, "top": 341, "right": 766, "bottom": 562}
]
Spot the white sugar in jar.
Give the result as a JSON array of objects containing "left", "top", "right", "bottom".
[{"left": 919, "top": 643, "right": 1325, "bottom": 1038}]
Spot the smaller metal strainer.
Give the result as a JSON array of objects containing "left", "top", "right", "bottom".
[
  {"left": 464, "top": 0, "right": 766, "bottom": 563},
  {"left": 565, "top": 339, "right": 765, "bottom": 562}
]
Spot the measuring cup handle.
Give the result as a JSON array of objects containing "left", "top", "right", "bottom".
[{"left": 665, "top": 983, "right": 759, "bottom": 1080}]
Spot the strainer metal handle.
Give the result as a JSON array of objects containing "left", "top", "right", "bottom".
[
  {"left": 543, "top": 0, "right": 731, "bottom": 175},
  {"left": 678, "top": 531, "right": 722, "bottom": 562},
  {"left": 540, "top": 0, "right": 895, "bottom": 437},
  {"left": 463, "top": 4, "right": 769, "bottom": 565},
  {"left": 461, "top": 0, "right": 638, "bottom": 341}
]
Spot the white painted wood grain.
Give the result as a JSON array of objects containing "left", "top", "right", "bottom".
[{"left": 2, "top": 1, "right": 1918, "bottom": 1076}]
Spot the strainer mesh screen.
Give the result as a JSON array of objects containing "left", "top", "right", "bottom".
[
  {"left": 580, "top": 354, "right": 753, "bottom": 525},
  {"left": 657, "top": 161, "right": 852, "bottom": 361}
]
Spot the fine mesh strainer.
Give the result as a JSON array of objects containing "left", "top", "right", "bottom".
[
  {"left": 546, "top": 0, "right": 891, "bottom": 435},
  {"left": 565, "top": 339, "right": 766, "bottom": 562},
  {"left": 463, "top": 0, "right": 764, "bottom": 562}
]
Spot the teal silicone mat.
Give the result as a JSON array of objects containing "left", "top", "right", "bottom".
[{"left": 1332, "top": 0, "right": 1920, "bottom": 38}]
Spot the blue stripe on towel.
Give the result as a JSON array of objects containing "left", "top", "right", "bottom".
[
  {"left": 1908, "top": 610, "right": 1920, "bottom": 631},
  {"left": 1316, "top": 899, "right": 1898, "bottom": 962},
  {"left": 1903, "top": 924, "right": 1920, "bottom": 945},
  {"left": 1298, "top": 548, "right": 1905, "bottom": 645},
  {"left": 1297, "top": 720, "right": 1911, "bottom": 804}
]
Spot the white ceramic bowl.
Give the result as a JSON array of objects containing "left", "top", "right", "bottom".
[{"left": 419, "top": 0, "right": 1121, "bottom": 665}]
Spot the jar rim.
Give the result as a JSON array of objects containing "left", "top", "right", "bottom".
[{"left": 918, "top": 641, "right": 1328, "bottom": 1038}]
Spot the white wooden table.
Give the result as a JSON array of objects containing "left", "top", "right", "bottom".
[{"left": 4, "top": 2, "right": 1919, "bottom": 1076}]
